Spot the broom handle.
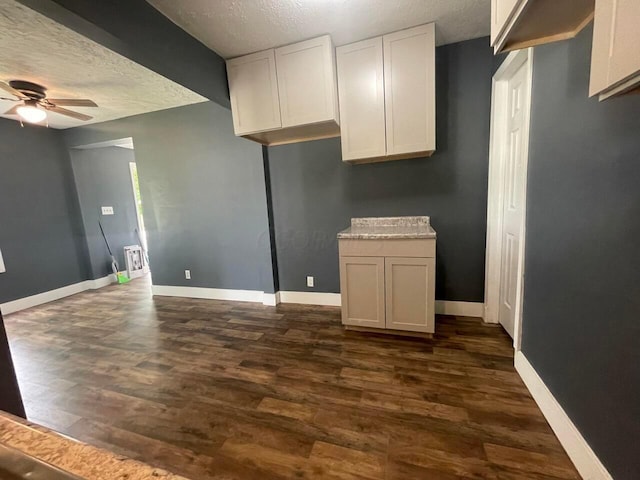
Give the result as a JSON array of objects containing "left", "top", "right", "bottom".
[{"left": 98, "top": 221, "right": 114, "bottom": 256}]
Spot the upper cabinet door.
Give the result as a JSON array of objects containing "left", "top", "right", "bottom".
[
  {"left": 227, "top": 50, "right": 281, "bottom": 135},
  {"left": 491, "top": 0, "right": 520, "bottom": 44},
  {"left": 383, "top": 23, "right": 436, "bottom": 156},
  {"left": 336, "top": 37, "right": 386, "bottom": 161},
  {"left": 608, "top": 0, "right": 640, "bottom": 86},
  {"left": 275, "top": 35, "right": 339, "bottom": 128},
  {"left": 590, "top": 0, "right": 640, "bottom": 98}
]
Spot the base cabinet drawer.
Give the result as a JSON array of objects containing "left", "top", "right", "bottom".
[
  {"left": 385, "top": 257, "right": 435, "bottom": 333},
  {"left": 339, "top": 256, "right": 385, "bottom": 329}
]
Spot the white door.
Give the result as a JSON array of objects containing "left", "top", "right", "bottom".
[{"left": 498, "top": 60, "right": 529, "bottom": 338}]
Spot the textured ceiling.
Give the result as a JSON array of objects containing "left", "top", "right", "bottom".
[
  {"left": 147, "top": 0, "right": 491, "bottom": 59},
  {"left": 0, "top": 1, "right": 206, "bottom": 129}
]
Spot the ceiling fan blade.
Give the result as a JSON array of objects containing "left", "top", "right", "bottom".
[
  {"left": 46, "top": 105, "right": 93, "bottom": 121},
  {"left": 3, "top": 105, "right": 19, "bottom": 115},
  {"left": 0, "top": 81, "right": 23, "bottom": 99},
  {"left": 48, "top": 98, "right": 98, "bottom": 107}
]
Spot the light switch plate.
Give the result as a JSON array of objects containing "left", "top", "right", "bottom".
[
  {"left": 101, "top": 206, "right": 114, "bottom": 215},
  {"left": 0, "top": 248, "right": 6, "bottom": 273}
]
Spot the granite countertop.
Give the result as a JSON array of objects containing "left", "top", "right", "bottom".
[
  {"left": 337, "top": 216, "right": 437, "bottom": 240},
  {"left": 0, "top": 412, "right": 189, "bottom": 480}
]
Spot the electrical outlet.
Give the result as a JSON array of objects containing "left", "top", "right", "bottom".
[
  {"left": 101, "top": 206, "right": 114, "bottom": 215},
  {"left": 306, "top": 276, "right": 314, "bottom": 288},
  {"left": 185, "top": 269, "right": 191, "bottom": 280}
]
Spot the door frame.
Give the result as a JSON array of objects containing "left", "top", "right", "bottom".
[
  {"left": 128, "top": 161, "right": 147, "bottom": 252},
  {"left": 484, "top": 48, "right": 533, "bottom": 351}
]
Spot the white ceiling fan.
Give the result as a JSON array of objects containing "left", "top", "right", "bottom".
[{"left": 0, "top": 80, "right": 98, "bottom": 125}]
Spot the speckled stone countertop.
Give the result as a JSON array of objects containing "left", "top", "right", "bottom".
[
  {"left": 0, "top": 412, "right": 189, "bottom": 480},
  {"left": 337, "top": 216, "right": 437, "bottom": 239}
]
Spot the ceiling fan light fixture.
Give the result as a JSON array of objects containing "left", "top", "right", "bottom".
[{"left": 16, "top": 103, "right": 47, "bottom": 123}]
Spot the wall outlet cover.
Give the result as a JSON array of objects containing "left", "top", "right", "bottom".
[
  {"left": 306, "top": 276, "right": 314, "bottom": 288},
  {"left": 0, "top": 248, "right": 5, "bottom": 273},
  {"left": 185, "top": 269, "right": 191, "bottom": 280},
  {"left": 101, "top": 206, "right": 114, "bottom": 215}
]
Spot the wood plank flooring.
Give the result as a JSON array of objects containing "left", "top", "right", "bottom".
[{"left": 3, "top": 277, "right": 580, "bottom": 479}]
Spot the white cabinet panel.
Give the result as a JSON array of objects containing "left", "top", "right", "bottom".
[
  {"left": 339, "top": 256, "right": 386, "bottom": 329},
  {"left": 590, "top": 0, "right": 640, "bottom": 99},
  {"left": 608, "top": 0, "right": 640, "bottom": 86},
  {"left": 383, "top": 23, "right": 435, "bottom": 156},
  {"left": 384, "top": 257, "right": 435, "bottom": 334},
  {"left": 275, "top": 35, "right": 338, "bottom": 128},
  {"left": 336, "top": 37, "right": 386, "bottom": 161},
  {"left": 492, "top": 0, "right": 520, "bottom": 44},
  {"left": 227, "top": 50, "right": 281, "bottom": 135}
]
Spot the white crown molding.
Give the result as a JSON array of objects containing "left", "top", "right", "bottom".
[{"left": 515, "top": 351, "right": 613, "bottom": 480}]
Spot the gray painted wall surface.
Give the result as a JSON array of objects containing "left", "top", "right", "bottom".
[
  {"left": 522, "top": 25, "right": 640, "bottom": 479},
  {"left": 0, "top": 118, "right": 88, "bottom": 304},
  {"left": 18, "top": 0, "right": 230, "bottom": 108},
  {"left": 65, "top": 102, "right": 274, "bottom": 294},
  {"left": 267, "top": 37, "right": 493, "bottom": 300},
  {"left": 70, "top": 147, "right": 139, "bottom": 279}
]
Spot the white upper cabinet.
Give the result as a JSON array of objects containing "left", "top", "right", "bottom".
[
  {"left": 336, "top": 37, "right": 386, "bottom": 162},
  {"left": 491, "top": 0, "right": 594, "bottom": 54},
  {"left": 384, "top": 23, "right": 435, "bottom": 156},
  {"left": 491, "top": 0, "right": 520, "bottom": 45},
  {"left": 336, "top": 23, "right": 436, "bottom": 164},
  {"left": 227, "top": 50, "right": 281, "bottom": 135},
  {"left": 590, "top": 0, "right": 640, "bottom": 99},
  {"left": 226, "top": 35, "right": 340, "bottom": 146},
  {"left": 275, "top": 35, "right": 339, "bottom": 128}
]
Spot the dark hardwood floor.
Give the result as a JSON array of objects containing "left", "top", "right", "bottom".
[{"left": 3, "top": 277, "right": 579, "bottom": 479}]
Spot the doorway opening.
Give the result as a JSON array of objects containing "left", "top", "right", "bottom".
[
  {"left": 484, "top": 48, "right": 533, "bottom": 351},
  {"left": 70, "top": 137, "right": 151, "bottom": 285}
]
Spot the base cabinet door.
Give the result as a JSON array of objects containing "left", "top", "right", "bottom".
[
  {"left": 339, "top": 256, "right": 385, "bottom": 329},
  {"left": 384, "top": 257, "right": 435, "bottom": 333}
]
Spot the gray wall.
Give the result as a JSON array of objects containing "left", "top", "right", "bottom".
[
  {"left": 64, "top": 102, "right": 275, "bottom": 294},
  {"left": 0, "top": 118, "right": 88, "bottom": 304},
  {"left": 267, "top": 37, "right": 493, "bottom": 300},
  {"left": 70, "top": 147, "right": 139, "bottom": 279},
  {"left": 522, "top": 25, "right": 640, "bottom": 479}
]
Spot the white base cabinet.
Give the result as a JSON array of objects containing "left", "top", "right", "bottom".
[{"left": 339, "top": 239, "right": 436, "bottom": 335}]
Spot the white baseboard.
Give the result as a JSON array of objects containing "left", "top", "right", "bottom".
[
  {"left": 515, "top": 351, "right": 613, "bottom": 480},
  {"left": 0, "top": 273, "right": 117, "bottom": 315},
  {"left": 152, "top": 285, "right": 265, "bottom": 304},
  {"left": 435, "top": 300, "right": 484, "bottom": 318},
  {"left": 278, "top": 291, "right": 341, "bottom": 306},
  {"left": 262, "top": 292, "right": 279, "bottom": 306}
]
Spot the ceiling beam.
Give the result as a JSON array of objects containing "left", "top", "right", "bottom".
[{"left": 16, "top": 0, "right": 230, "bottom": 109}]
